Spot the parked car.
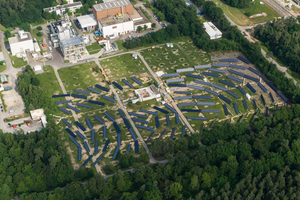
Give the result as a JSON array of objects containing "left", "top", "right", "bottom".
[{"left": 42, "top": 43, "right": 46, "bottom": 47}]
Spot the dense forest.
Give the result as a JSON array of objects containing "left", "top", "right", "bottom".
[
  {"left": 254, "top": 17, "right": 300, "bottom": 74},
  {"left": 18, "top": 65, "right": 56, "bottom": 114},
  {"left": 12, "top": 105, "right": 300, "bottom": 199},
  {"left": 0, "top": 118, "right": 94, "bottom": 200},
  {"left": 224, "top": 0, "right": 250, "bottom": 8}
]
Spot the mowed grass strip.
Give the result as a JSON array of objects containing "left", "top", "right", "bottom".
[{"left": 10, "top": 55, "right": 27, "bottom": 68}]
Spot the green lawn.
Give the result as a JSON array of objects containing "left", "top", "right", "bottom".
[
  {"left": 9, "top": 55, "right": 27, "bottom": 68},
  {"left": 115, "top": 40, "right": 125, "bottom": 50},
  {"left": 86, "top": 43, "right": 103, "bottom": 55},
  {"left": 32, "top": 28, "right": 44, "bottom": 41},
  {"left": 0, "top": 63, "right": 7, "bottom": 72}
]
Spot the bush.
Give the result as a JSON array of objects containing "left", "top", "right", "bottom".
[
  {"left": 102, "top": 164, "right": 116, "bottom": 174},
  {"left": 36, "top": 32, "right": 43, "bottom": 37},
  {"left": 37, "top": 26, "right": 42, "bottom": 30}
]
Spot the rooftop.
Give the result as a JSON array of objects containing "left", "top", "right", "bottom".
[
  {"left": 99, "top": 13, "right": 131, "bottom": 26},
  {"left": 77, "top": 14, "right": 97, "bottom": 27},
  {"left": 60, "top": 36, "right": 83, "bottom": 47},
  {"left": 93, "top": 0, "right": 131, "bottom": 12},
  {"left": 30, "top": 108, "right": 45, "bottom": 120},
  {"left": 8, "top": 31, "right": 32, "bottom": 44},
  {"left": 133, "top": 8, "right": 150, "bottom": 26},
  {"left": 203, "top": 22, "right": 222, "bottom": 36},
  {"left": 44, "top": 2, "right": 82, "bottom": 12},
  {"left": 135, "top": 85, "right": 160, "bottom": 101}
]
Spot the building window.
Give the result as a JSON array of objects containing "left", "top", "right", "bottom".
[{"left": 112, "top": 26, "right": 117, "bottom": 29}]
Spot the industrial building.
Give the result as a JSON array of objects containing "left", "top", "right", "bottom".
[
  {"left": 60, "top": 36, "right": 87, "bottom": 60},
  {"left": 133, "top": 85, "right": 160, "bottom": 103},
  {"left": 9, "top": 30, "right": 34, "bottom": 56},
  {"left": 91, "top": 0, "right": 151, "bottom": 38},
  {"left": 77, "top": 14, "right": 97, "bottom": 32},
  {"left": 203, "top": 22, "right": 222, "bottom": 40},
  {"left": 43, "top": 2, "right": 83, "bottom": 16}
]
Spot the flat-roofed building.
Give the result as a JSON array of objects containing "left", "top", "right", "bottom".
[
  {"left": 9, "top": 31, "right": 34, "bottom": 56},
  {"left": 77, "top": 14, "right": 97, "bottom": 32},
  {"left": 60, "top": 36, "right": 87, "bottom": 60},
  {"left": 43, "top": 2, "right": 83, "bottom": 16},
  {"left": 203, "top": 22, "right": 222, "bottom": 40}
]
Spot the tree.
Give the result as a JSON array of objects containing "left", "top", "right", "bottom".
[
  {"left": 137, "top": 26, "right": 143, "bottom": 32},
  {"left": 37, "top": 26, "right": 42, "bottom": 31},
  {"left": 151, "top": 23, "right": 156, "bottom": 29},
  {"left": 36, "top": 32, "right": 43, "bottom": 37},
  {"left": 144, "top": 25, "right": 148, "bottom": 30},
  {"left": 145, "top": 1, "right": 151, "bottom": 8},
  {"left": 62, "top": 1, "right": 68, "bottom": 5},
  {"left": 4, "top": 30, "right": 11, "bottom": 38},
  {"left": 165, "top": 182, "right": 183, "bottom": 199}
]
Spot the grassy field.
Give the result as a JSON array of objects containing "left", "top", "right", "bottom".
[
  {"left": 9, "top": 55, "right": 27, "bottom": 68},
  {"left": 211, "top": 0, "right": 278, "bottom": 25},
  {"left": 115, "top": 40, "right": 125, "bottom": 50},
  {"left": 32, "top": 28, "right": 44, "bottom": 41},
  {"left": 58, "top": 62, "right": 104, "bottom": 93},
  {"left": 0, "top": 63, "right": 6, "bottom": 72},
  {"left": 86, "top": 43, "right": 103, "bottom": 55}
]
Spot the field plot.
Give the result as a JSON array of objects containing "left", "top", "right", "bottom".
[{"left": 56, "top": 62, "right": 149, "bottom": 172}]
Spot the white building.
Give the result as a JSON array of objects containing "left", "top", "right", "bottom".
[
  {"left": 30, "top": 108, "right": 45, "bottom": 121},
  {"left": 133, "top": 85, "right": 160, "bottom": 103},
  {"left": 203, "top": 22, "right": 222, "bottom": 40},
  {"left": 77, "top": 14, "right": 97, "bottom": 32},
  {"left": 9, "top": 31, "right": 34, "bottom": 56},
  {"left": 43, "top": 2, "right": 83, "bottom": 16}
]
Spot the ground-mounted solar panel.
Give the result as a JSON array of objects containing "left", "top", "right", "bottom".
[
  {"left": 201, "top": 109, "right": 220, "bottom": 113},
  {"left": 168, "top": 83, "right": 187, "bottom": 87},
  {"left": 128, "top": 112, "right": 147, "bottom": 118},
  {"left": 187, "top": 116, "right": 207, "bottom": 120},
  {"left": 104, "top": 112, "right": 115, "bottom": 121},
  {"left": 202, "top": 71, "right": 220, "bottom": 77},
  {"left": 155, "top": 116, "right": 160, "bottom": 128},
  {"left": 86, "top": 118, "right": 93, "bottom": 129},
  {"left": 113, "top": 81, "right": 123, "bottom": 90},
  {"left": 209, "top": 68, "right": 226, "bottom": 74},
  {"left": 103, "top": 126, "right": 107, "bottom": 138},
  {"left": 83, "top": 141, "right": 90, "bottom": 153},
  {"left": 140, "top": 109, "right": 158, "bottom": 115},
  {"left": 219, "top": 94, "right": 232, "bottom": 104},
  {"left": 78, "top": 147, "right": 82, "bottom": 161},
  {"left": 81, "top": 155, "right": 93, "bottom": 167},
  {"left": 164, "top": 103, "right": 177, "bottom": 113},
  {"left": 244, "top": 75, "right": 259, "bottom": 82},
  {"left": 95, "top": 84, "right": 109, "bottom": 92},
  {"left": 126, "top": 144, "right": 132, "bottom": 153},
  {"left": 181, "top": 125, "right": 186, "bottom": 137},
  {"left": 122, "top": 79, "right": 133, "bottom": 88},
  {"left": 88, "top": 100, "right": 105, "bottom": 106},
  {"left": 269, "top": 92, "right": 274, "bottom": 103},
  {"left": 52, "top": 94, "right": 70, "bottom": 98},
  {"left": 226, "top": 90, "right": 239, "bottom": 98},
  {"left": 211, "top": 83, "right": 226, "bottom": 91},
  {"left": 123, "top": 118, "right": 131, "bottom": 129},
  {"left": 187, "top": 84, "right": 205, "bottom": 90},
  {"left": 112, "top": 146, "right": 120, "bottom": 160},
  {"left": 175, "top": 113, "right": 180, "bottom": 124},
  {"left": 242, "top": 99, "right": 248, "bottom": 110},
  {"left": 75, "top": 121, "right": 86, "bottom": 131},
  {"left": 146, "top": 131, "right": 155, "bottom": 143},
  {"left": 71, "top": 93, "right": 88, "bottom": 99},
  {"left": 69, "top": 137, "right": 81, "bottom": 148},
  {"left": 113, "top": 122, "right": 121, "bottom": 133},
  {"left": 212, "top": 63, "right": 230, "bottom": 67},
  {"left": 87, "top": 87, "right": 101, "bottom": 94},
  {"left": 246, "top": 83, "right": 256, "bottom": 93},
  {"left": 131, "top": 77, "right": 143, "bottom": 85},
  {"left": 92, "top": 154, "right": 104, "bottom": 166},
  {"left": 177, "top": 102, "right": 197, "bottom": 107},
  {"left": 257, "top": 82, "right": 267, "bottom": 92},
  {"left": 102, "top": 95, "right": 115, "bottom": 103},
  {"left": 233, "top": 102, "right": 239, "bottom": 114},
  {"left": 158, "top": 129, "right": 167, "bottom": 140},
  {"left": 204, "top": 88, "right": 219, "bottom": 96},
  {"left": 248, "top": 67, "right": 261, "bottom": 76},
  {"left": 95, "top": 115, "right": 105, "bottom": 125},
  {"left": 135, "top": 140, "right": 139, "bottom": 153},
  {"left": 166, "top": 78, "right": 185, "bottom": 83},
  {"left": 75, "top": 89, "right": 90, "bottom": 95},
  {"left": 196, "top": 102, "right": 215, "bottom": 106},
  {"left": 166, "top": 114, "right": 170, "bottom": 126},
  {"left": 117, "top": 133, "right": 121, "bottom": 146},
  {"left": 200, "top": 123, "right": 204, "bottom": 132},
  {"left": 253, "top": 99, "right": 257, "bottom": 109},
  {"left": 237, "top": 55, "right": 250, "bottom": 64},
  {"left": 261, "top": 94, "right": 266, "bottom": 106},
  {"left": 132, "top": 118, "right": 148, "bottom": 124},
  {"left": 62, "top": 118, "right": 72, "bottom": 128},
  {"left": 194, "top": 80, "right": 211, "bottom": 86},
  {"left": 174, "top": 96, "right": 193, "bottom": 100},
  {"left": 260, "top": 74, "right": 269, "bottom": 83},
  {"left": 117, "top": 108, "right": 125, "bottom": 118},
  {"left": 76, "top": 103, "right": 92, "bottom": 108},
  {"left": 185, "top": 73, "right": 203, "bottom": 79},
  {"left": 174, "top": 91, "right": 192, "bottom": 94},
  {"left": 66, "top": 104, "right": 81, "bottom": 113},
  {"left": 170, "top": 127, "right": 176, "bottom": 139},
  {"left": 161, "top": 73, "right": 180, "bottom": 78},
  {"left": 58, "top": 107, "right": 71, "bottom": 114},
  {"left": 229, "top": 69, "right": 245, "bottom": 77},
  {"left": 75, "top": 130, "right": 86, "bottom": 140},
  {"left": 136, "top": 124, "right": 155, "bottom": 131},
  {"left": 194, "top": 64, "right": 211, "bottom": 69},
  {"left": 129, "top": 128, "right": 137, "bottom": 141},
  {"left": 267, "top": 82, "right": 278, "bottom": 92},
  {"left": 55, "top": 100, "right": 72, "bottom": 104},
  {"left": 223, "top": 104, "right": 229, "bottom": 116},
  {"left": 221, "top": 59, "right": 238, "bottom": 62},
  {"left": 66, "top": 128, "right": 76, "bottom": 138},
  {"left": 193, "top": 95, "right": 211, "bottom": 99},
  {"left": 153, "top": 106, "right": 169, "bottom": 114},
  {"left": 181, "top": 109, "right": 201, "bottom": 112},
  {"left": 237, "top": 86, "right": 246, "bottom": 96},
  {"left": 219, "top": 79, "right": 235, "bottom": 87},
  {"left": 94, "top": 141, "right": 98, "bottom": 154},
  {"left": 103, "top": 139, "right": 110, "bottom": 152},
  {"left": 229, "top": 64, "right": 246, "bottom": 70},
  {"left": 177, "top": 68, "right": 194, "bottom": 73},
  {"left": 91, "top": 129, "right": 95, "bottom": 142}
]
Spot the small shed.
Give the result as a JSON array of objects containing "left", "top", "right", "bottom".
[
  {"left": 33, "top": 65, "right": 42, "bottom": 71},
  {"left": 0, "top": 75, "right": 8, "bottom": 84},
  {"left": 132, "top": 53, "right": 137, "bottom": 59}
]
